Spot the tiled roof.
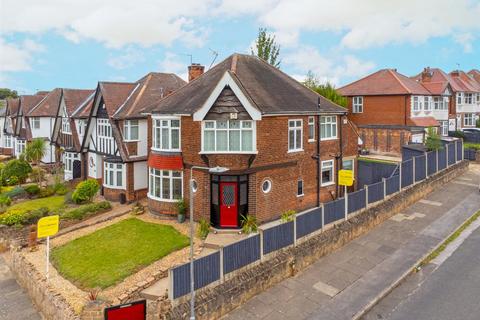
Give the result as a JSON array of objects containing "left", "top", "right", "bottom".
[
  {"left": 146, "top": 53, "right": 346, "bottom": 115},
  {"left": 27, "top": 89, "right": 61, "bottom": 117},
  {"left": 468, "top": 69, "right": 480, "bottom": 84},
  {"left": 63, "top": 89, "right": 95, "bottom": 116},
  {"left": 6, "top": 98, "right": 20, "bottom": 116},
  {"left": 97, "top": 82, "right": 138, "bottom": 117},
  {"left": 72, "top": 95, "right": 94, "bottom": 119},
  {"left": 338, "top": 69, "right": 431, "bottom": 96},
  {"left": 407, "top": 117, "right": 439, "bottom": 127},
  {"left": 113, "top": 73, "right": 186, "bottom": 119},
  {"left": 421, "top": 82, "right": 449, "bottom": 95},
  {"left": 449, "top": 70, "right": 480, "bottom": 92}
]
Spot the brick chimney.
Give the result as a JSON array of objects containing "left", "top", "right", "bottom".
[
  {"left": 188, "top": 63, "right": 205, "bottom": 82},
  {"left": 450, "top": 70, "right": 460, "bottom": 77},
  {"left": 421, "top": 67, "right": 433, "bottom": 82}
]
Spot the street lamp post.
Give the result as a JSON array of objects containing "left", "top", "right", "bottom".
[{"left": 189, "top": 165, "right": 229, "bottom": 320}]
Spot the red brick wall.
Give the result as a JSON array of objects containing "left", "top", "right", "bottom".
[
  {"left": 0, "top": 147, "right": 13, "bottom": 155},
  {"left": 359, "top": 127, "right": 413, "bottom": 155},
  {"left": 148, "top": 114, "right": 358, "bottom": 224},
  {"left": 347, "top": 95, "right": 409, "bottom": 126}
]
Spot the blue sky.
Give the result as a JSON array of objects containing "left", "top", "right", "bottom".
[{"left": 1, "top": 0, "right": 479, "bottom": 94}]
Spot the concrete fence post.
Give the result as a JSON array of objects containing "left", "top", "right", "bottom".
[
  {"left": 425, "top": 152, "right": 428, "bottom": 177},
  {"left": 293, "top": 215, "right": 297, "bottom": 247},
  {"left": 259, "top": 229, "right": 264, "bottom": 261},
  {"left": 436, "top": 149, "right": 439, "bottom": 172},
  {"left": 399, "top": 162, "right": 402, "bottom": 190},
  {"left": 219, "top": 247, "right": 224, "bottom": 283},
  {"left": 344, "top": 188, "right": 348, "bottom": 221},
  {"left": 365, "top": 184, "right": 369, "bottom": 208},
  {"left": 446, "top": 143, "right": 450, "bottom": 167},
  {"left": 454, "top": 140, "right": 458, "bottom": 163},
  {"left": 382, "top": 178, "right": 387, "bottom": 198},
  {"left": 168, "top": 268, "right": 174, "bottom": 301},
  {"left": 321, "top": 203, "right": 325, "bottom": 232},
  {"left": 413, "top": 157, "right": 416, "bottom": 184}
]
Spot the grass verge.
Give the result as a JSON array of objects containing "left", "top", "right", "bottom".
[
  {"left": 418, "top": 210, "right": 480, "bottom": 268},
  {"left": 51, "top": 218, "right": 189, "bottom": 289}
]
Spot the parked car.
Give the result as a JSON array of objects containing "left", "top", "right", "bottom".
[{"left": 462, "top": 128, "right": 480, "bottom": 133}]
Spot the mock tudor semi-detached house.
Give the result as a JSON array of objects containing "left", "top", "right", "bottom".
[
  {"left": 338, "top": 69, "right": 445, "bottom": 156},
  {"left": 144, "top": 54, "right": 358, "bottom": 228},
  {"left": 82, "top": 73, "right": 186, "bottom": 203},
  {"left": 51, "top": 89, "right": 95, "bottom": 181},
  {"left": 1, "top": 97, "right": 18, "bottom": 155}
]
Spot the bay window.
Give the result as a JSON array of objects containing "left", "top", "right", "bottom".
[
  {"left": 62, "top": 118, "right": 71, "bottom": 134},
  {"left": 202, "top": 120, "right": 254, "bottom": 153},
  {"left": 149, "top": 169, "right": 182, "bottom": 201},
  {"left": 288, "top": 119, "right": 303, "bottom": 152},
  {"left": 464, "top": 113, "right": 475, "bottom": 126},
  {"left": 124, "top": 120, "right": 139, "bottom": 141},
  {"left": 153, "top": 118, "right": 180, "bottom": 151},
  {"left": 4, "top": 135, "right": 11, "bottom": 148},
  {"left": 104, "top": 162, "right": 124, "bottom": 188},
  {"left": 320, "top": 116, "right": 337, "bottom": 140}
]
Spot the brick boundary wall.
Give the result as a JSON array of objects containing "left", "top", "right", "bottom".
[{"left": 161, "top": 160, "right": 469, "bottom": 320}]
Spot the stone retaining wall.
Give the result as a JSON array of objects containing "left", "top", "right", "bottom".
[{"left": 161, "top": 160, "right": 468, "bottom": 320}]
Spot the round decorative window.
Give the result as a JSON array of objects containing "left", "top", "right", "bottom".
[
  {"left": 261, "top": 179, "right": 272, "bottom": 193},
  {"left": 191, "top": 180, "right": 198, "bottom": 193}
]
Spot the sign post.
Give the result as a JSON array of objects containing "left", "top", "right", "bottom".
[
  {"left": 37, "top": 215, "right": 59, "bottom": 280},
  {"left": 338, "top": 170, "right": 354, "bottom": 220}
]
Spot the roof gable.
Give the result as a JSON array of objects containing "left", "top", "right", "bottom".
[
  {"left": 27, "top": 89, "right": 59, "bottom": 117},
  {"left": 62, "top": 89, "right": 95, "bottom": 116}
]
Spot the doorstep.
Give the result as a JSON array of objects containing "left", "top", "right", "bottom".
[{"left": 204, "top": 231, "right": 246, "bottom": 250}]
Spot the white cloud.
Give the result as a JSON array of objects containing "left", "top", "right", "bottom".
[
  {"left": 454, "top": 33, "right": 474, "bottom": 53},
  {"left": 107, "top": 47, "right": 145, "bottom": 70},
  {"left": 0, "top": 38, "right": 45, "bottom": 72},
  {"left": 284, "top": 46, "right": 375, "bottom": 85},
  {"left": 158, "top": 52, "right": 189, "bottom": 81}
]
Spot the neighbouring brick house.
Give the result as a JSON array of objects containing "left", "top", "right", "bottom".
[
  {"left": 51, "top": 89, "right": 95, "bottom": 181},
  {"left": 448, "top": 70, "right": 480, "bottom": 129},
  {"left": 12, "top": 93, "right": 48, "bottom": 159},
  {"left": 144, "top": 53, "right": 359, "bottom": 228},
  {"left": 338, "top": 69, "right": 443, "bottom": 156},
  {"left": 82, "top": 73, "right": 185, "bottom": 203}
]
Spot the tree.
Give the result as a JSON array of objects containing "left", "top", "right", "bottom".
[
  {"left": 303, "top": 71, "right": 347, "bottom": 108},
  {"left": 24, "top": 138, "right": 47, "bottom": 164},
  {"left": 425, "top": 127, "right": 443, "bottom": 151},
  {"left": 251, "top": 28, "right": 281, "bottom": 68},
  {"left": 0, "top": 88, "right": 18, "bottom": 100}
]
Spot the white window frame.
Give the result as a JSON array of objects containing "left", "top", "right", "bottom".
[
  {"left": 77, "top": 119, "right": 86, "bottom": 136},
  {"left": 64, "top": 152, "right": 79, "bottom": 173},
  {"left": 61, "top": 117, "right": 71, "bottom": 134},
  {"left": 4, "top": 135, "right": 11, "bottom": 148},
  {"left": 308, "top": 116, "right": 315, "bottom": 142},
  {"left": 152, "top": 117, "right": 181, "bottom": 152},
  {"left": 321, "top": 160, "right": 335, "bottom": 186},
  {"left": 288, "top": 119, "right": 303, "bottom": 152},
  {"left": 413, "top": 96, "right": 421, "bottom": 112},
  {"left": 320, "top": 116, "right": 338, "bottom": 141},
  {"left": 352, "top": 96, "right": 363, "bottom": 113},
  {"left": 97, "top": 118, "right": 115, "bottom": 154},
  {"left": 424, "top": 96, "right": 431, "bottom": 111},
  {"left": 342, "top": 158, "right": 354, "bottom": 172},
  {"left": 103, "top": 162, "right": 125, "bottom": 189},
  {"left": 464, "top": 113, "right": 475, "bottom": 126},
  {"left": 201, "top": 120, "right": 256, "bottom": 154},
  {"left": 465, "top": 93, "right": 473, "bottom": 104},
  {"left": 148, "top": 169, "right": 183, "bottom": 202},
  {"left": 297, "top": 179, "right": 304, "bottom": 197},
  {"left": 31, "top": 117, "right": 40, "bottom": 129},
  {"left": 16, "top": 139, "right": 26, "bottom": 155},
  {"left": 123, "top": 119, "right": 139, "bottom": 141},
  {"left": 440, "top": 121, "right": 449, "bottom": 136},
  {"left": 457, "top": 92, "right": 463, "bottom": 104}
]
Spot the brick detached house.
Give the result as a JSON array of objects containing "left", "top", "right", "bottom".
[
  {"left": 144, "top": 54, "right": 358, "bottom": 228},
  {"left": 338, "top": 69, "right": 444, "bottom": 156},
  {"left": 1, "top": 98, "right": 18, "bottom": 155},
  {"left": 82, "top": 73, "right": 185, "bottom": 203},
  {"left": 51, "top": 89, "right": 95, "bottom": 180},
  {"left": 12, "top": 93, "right": 48, "bottom": 158},
  {"left": 448, "top": 70, "right": 480, "bottom": 129}
]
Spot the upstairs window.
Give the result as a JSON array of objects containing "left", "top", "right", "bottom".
[
  {"left": 352, "top": 96, "right": 363, "bottom": 113},
  {"left": 424, "top": 96, "right": 431, "bottom": 111},
  {"left": 77, "top": 119, "right": 86, "bottom": 136},
  {"left": 465, "top": 93, "right": 473, "bottom": 104},
  {"left": 31, "top": 117, "right": 40, "bottom": 129},
  {"left": 202, "top": 120, "right": 254, "bottom": 153},
  {"left": 457, "top": 93, "right": 463, "bottom": 104},
  {"left": 433, "top": 97, "right": 441, "bottom": 110},
  {"left": 308, "top": 116, "right": 315, "bottom": 141},
  {"left": 153, "top": 118, "right": 180, "bottom": 151},
  {"left": 61, "top": 118, "right": 71, "bottom": 134},
  {"left": 413, "top": 96, "right": 421, "bottom": 111},
  {"left": 320, "top": 116, "right": 337, "bottom": 140},
  {"left": 288, "top": 119, "right": 303, "bottom": 152},
  {"left": 477, "top": 93, "right": 480, "bottom": 103},
  {"left": 124, "top": 120, "right": 139, "bottom": 141},
  {"left": 97, "top": 119, "right": 112, "bottom": 137}
]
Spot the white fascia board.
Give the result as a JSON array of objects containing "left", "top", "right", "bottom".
[{"left": 193, "top": 71, "right": 262, "bottom": 121}]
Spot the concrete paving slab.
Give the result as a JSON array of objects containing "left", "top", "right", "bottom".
[
  {"left": 419, "top": 199, "right": 443, "bottom": 206},
  {"left": 313, "top": 280, "right": 340, "bottom": 297}
]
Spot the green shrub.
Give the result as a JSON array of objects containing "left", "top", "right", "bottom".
[
  {"left": 2, "top": 186, "right": 26, "bottom": 199},
  {"left": 29, "top": 167, "right": 46, "bottom": 183},
  {"left": 0, "top": 210, "right": 25, "bottom": 226},
  {"left": 2, "top": 159, "right": 32, "bottom": 184},
  {"left": 64, "top": 191, "right": 73, "bottom": 204},
  {"left": 38, "top": 186, "right": 55, "bottom": 198},
  {"left": 450, "top": 130, "right": 465, "bottom": 139},
  {"left": 7, "top": 176, "right": 19, "bottom": 186},
  {"left": 24, "top": 184, "right": 41, "bottom": 195},
  {"left": 241, "top": 214, "right": 258, "bottom": 234},
  {"left": 465, "top": 143, "right": 480, "bottom": 151},
  {"left": 54, "top": 183, "right": 68, "bottom": 195},
  {"left": 197, "top": 218, "right": 210, "bottom": 239},
  {"left": 0, "top": 195, "right": 11, "bottom": 207},
  {"left": 281, "top": 209, "right": 296, "bottom": 222},
  {"left": 425, "top": 127, "right": 443, "bottom": 151},
  {"left": 72, "top": 179, "right": 99, "bottom": 204},
  {"left": 24, "top": 207, "right": 49, "bottom": 224},
  {"left": 62, "top": 201, "right": 112, "bottom": 220}
]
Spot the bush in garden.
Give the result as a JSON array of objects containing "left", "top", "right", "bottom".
[
  {"left": 72, "top": 179, "right": 100, "bottom": 204},
  {"left": 0, "top": 195, "right": 11, "bottom": 207},
  {"left": 53, "top": 183, "right": 68, "bottom": 196},
  {"left": 62, "top": 201, "right": 111, "bottom": 220},
  {"left": 3, "top": 159, "right": 32, "bottom": 184},
  {"left": 2, "top": 186, "right": 26, "bottom": 199},
  {"left": 64, "top": 191, "right": 73, "bottom": 204},
  {"left": 29, "top": 167, "right": 46, "bottom": 184},
  {"left": 38, "top": 186, "right": 55, "bottom": 198},
  {"left": 24, "top": 207, "right": 49, "bottom": 224},
  {"left": 0, "top": 210, "right": 25, "bottom": 226},
  {"left": 7, "top": 176, "right": 19, "bottom": 186},
  {"left": 24, "top": 184, "right": 41, "bottom": 195}
]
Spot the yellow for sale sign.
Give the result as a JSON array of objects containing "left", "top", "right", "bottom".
[
  {"left": 37, "top": 215, "right": 59, "bottom": 238},
  {"left": 338, "top": 170, "right": 354, "bottom": 186}
]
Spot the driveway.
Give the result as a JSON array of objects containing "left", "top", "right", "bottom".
[{"left": 0, "top": 254, "right": 41, "bottom": 320}]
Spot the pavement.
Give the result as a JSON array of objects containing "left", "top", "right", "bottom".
[
  {"left": 364, "top": 213, "right": 480, "bottom": 320},
  {"left": 0, "top": 254, "right": 41, "bottom": 320},
  {"left": 224, "top": 164, "right": 480, "bottom": 320}
]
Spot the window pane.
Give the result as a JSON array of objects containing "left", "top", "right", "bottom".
[
  {"left": 117, "top": 169, "right": 122, "bottom": 186},
  {"left": 161, "top": 128, "right": 169, "bottom": 149},
  {"left": 242, "top": 121, "right": 252, "bottom": 129},
  {"left": 155, "top": 127, "right": 160, "bottom": 148},
  {"left": 205, "top": 121, "right": 214, "bottom": 129},
  {"left": 130, "top": 126, "right": 139, "bottom": 140},
  {"left": 171, "top": 120, "right": 180, "bottom": 128},
  {"left": 154, "top": 176, "right": 161, "bottom": 197},
  {"left": 171, "top": 129, "right": 179, "bottom": 149},
  {"left": 241, "top": 130, "right": 253, "bottom": 151},
  {"left": 289, "top": 130, "right": 295, "bottom": 150},
  {"left": 212, "top": 183, "right": 218, "bottom": 205},
  {"left": 204, "top": 131, "right": 215, "bottom": 151},
  {"left": 109, "top": 170, "right": 114, "bottom": 186},
  {"left": 295, "top": 129, "right": 301, "bottom": 149},
  {"left": 217, "top": 130, "right": 228, "bottom": 151},
  {"left": 162, "top": 177, "right": 170, "bottom": 199},
  {"left": 229, "top": 130, "right": 240, "bottom": 151},
  {"left": 172, "top": 178, "right": 182, "bottom": 199},
  {"left": 217, "top": 121, "right": 228, "bottom": 129},
  {"left": 230, "top": 120, "right": 240, "bottom": 129}
]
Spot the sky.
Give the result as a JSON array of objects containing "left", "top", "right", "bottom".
[{"left": 0, "top": 0, "right": 479, "bottom": 94}]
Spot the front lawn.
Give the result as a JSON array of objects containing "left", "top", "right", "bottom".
[
  {"left": 0, "top": 195, "right": 65, "bottom": 225},
  {"left": 51, "top": 218, "right": 189, "bottom": 289}
]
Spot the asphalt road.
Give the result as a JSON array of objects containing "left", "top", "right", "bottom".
[
  {"left": 363, "top": 221, "right": 480, "bottom": 320},
  {"left": 0, "top": 255, "right": 41, "bottom": 320}
]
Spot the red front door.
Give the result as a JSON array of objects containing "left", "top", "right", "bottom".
[{"left": 220, "top": 182, "right": 238, "bottom": 227}]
